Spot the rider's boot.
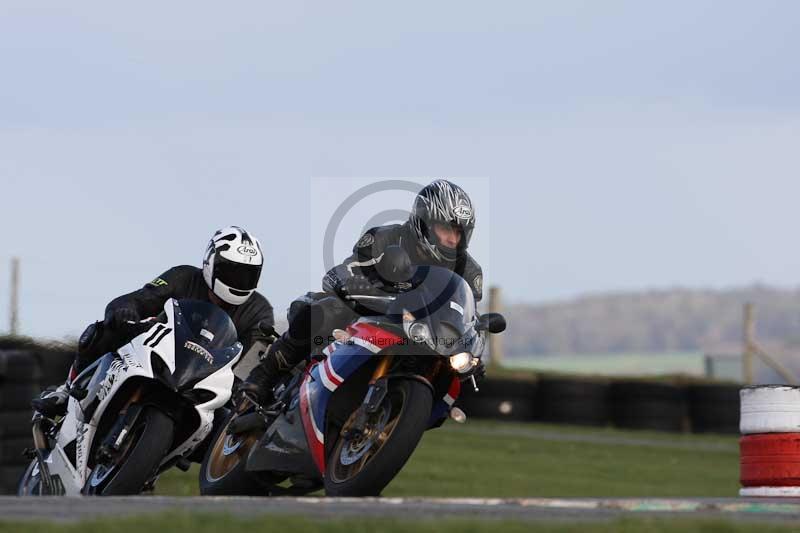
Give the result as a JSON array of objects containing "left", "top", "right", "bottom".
[
  {"left": 31, "top": 321, "right": 107, "bottom": 418},
  {"left": 238, "top": 335, "right": 307, "bottom": 406},
  {"left": 31, "top": 372, "right": 74, "bottom": 418}
]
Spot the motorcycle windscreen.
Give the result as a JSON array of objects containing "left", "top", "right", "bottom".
[
  {"left": 169, "top": 299, "right": 242, "bottom": 390},
  {"left": 387, "top": 266, "right": 486, "bottom": 357}
]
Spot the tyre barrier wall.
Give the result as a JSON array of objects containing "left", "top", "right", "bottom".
[
  {"left": 535, "top": 378, "right": 610, "bottom": 427},
  {"left": 739, "top": 386, "right": 800, "bottom": 497},
  {"left": 610, "top": 381, "right": 688, "bottom": 433},
  {"left": 456, "top": 375, "right": 739, "bottom": 434},
  {"left": 0, "top": 347, "right": 74, "bottom": 494}
]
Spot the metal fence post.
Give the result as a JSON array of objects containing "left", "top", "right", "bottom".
[
  {"left": 10, "top": 257, "right": 19, "bottom": 336},
  {"left": 488, "top": 285, "right": 503, "bottom": 368},
  {"left": 743, "top": 302, "right": 754, "bottom": 385}
]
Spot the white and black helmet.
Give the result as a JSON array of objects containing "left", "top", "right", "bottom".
[
  {"left": 409, "top": 179, "right": 475, "bottom": 263},
  {"left": 202, "top": 226, "right": 263, "bottom": 306}
]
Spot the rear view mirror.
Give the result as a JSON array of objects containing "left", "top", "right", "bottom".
[{"left": 477, "top": 312, "right": 506, "bottom": 334}]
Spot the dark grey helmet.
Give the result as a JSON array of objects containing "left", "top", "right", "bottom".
[{"left": 409, "top": 179, "right": 475, "bottom": 263}]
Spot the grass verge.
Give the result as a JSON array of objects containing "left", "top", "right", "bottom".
[{"left": 157, "top": 419, "right": 739, "bottom": 497}]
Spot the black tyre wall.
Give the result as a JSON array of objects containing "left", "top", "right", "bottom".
[
  {"left": 0, "top": 384, "right": 41, "bottom": 411},
  {"left": 534, "top": 378, "right": 611, "bottom": 426},
  {"left": 0, "top": 351, "right": 41, "bottom": 383},
  {"left": 0, "top": 410, "right": 33, "bottom": 439},
  {"left": 0, "top": 465, "right": 28, "bottom": 495},
  {"left": 456, "top": 377, "right": 536, "bottom": 422},
  {"left": 687, "top": 383, "right": 740, "bottom": 434},
  {"left": 35, "top": 350, "right": 75, "bottom": 387},
  {"left": 610, "top": 381, "right": 688, "bottom": 432}
]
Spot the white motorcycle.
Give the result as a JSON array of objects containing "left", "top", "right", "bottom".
[{"left": 17, "top": 298, "right": 242, "bottom": 496}]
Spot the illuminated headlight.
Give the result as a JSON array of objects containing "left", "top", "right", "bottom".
[{"left": 450, "top": 352, "right": 475, "bottom": 373}]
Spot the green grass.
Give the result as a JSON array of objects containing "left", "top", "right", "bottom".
[
  {"left": 156, "top": 420, "right": 739, "bottom": 498},
  {"left": 0, "top": 512, "right": 795, "bottom": 533},
  {"left": 507, "top": 351, "right": 708, "bottom": 377}
]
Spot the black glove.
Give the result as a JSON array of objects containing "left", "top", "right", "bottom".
[
  {"left": 255, "top": 320, "right": 279, "bottom": 344},
  {"left": 78, "top": 321, "right": 103, "bottom": 353},
  {"left": 338, "top": 274, "right": 381, "bottom": 298},
  {"left": 104, "top": 306, "right": 140, "bottom": 330}
]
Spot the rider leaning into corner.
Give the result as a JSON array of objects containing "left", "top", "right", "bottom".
[
  {"left": 239, "top": 179, "right": 484, "bottom": 405},
  {"left": 33, "top": 226, "right": 275, "bottom": 418}
]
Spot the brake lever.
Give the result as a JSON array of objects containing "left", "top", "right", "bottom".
[{"left": 241, "top": 391, "right": 280, "bottom": 418}]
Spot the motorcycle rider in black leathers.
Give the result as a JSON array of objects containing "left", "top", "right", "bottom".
[
  {"left": 33, "top": 226, "right": 275, "bottom": 417},
  {"left": 240, "top": 179, "right": 483, "bottom": 404}
]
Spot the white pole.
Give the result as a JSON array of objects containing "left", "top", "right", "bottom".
[
  {"left": 488, "top": 285, "right": 503, "bottom": 368},
  {"left": 10, "top": 257, "right": 19, "bottom": 336}
]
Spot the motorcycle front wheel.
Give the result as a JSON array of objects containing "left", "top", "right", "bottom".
[
  {"left": 83, "top": 407, "right": 174, "bottom": 495},
  {"left": 199, "top": 411, "right": 276, "bottom": 495},
  {"left": 17, "top": 459, "right": 46, "bottom": 496},
  {"left": 324, "top": 378, "right": 433, "bottom": 496}
]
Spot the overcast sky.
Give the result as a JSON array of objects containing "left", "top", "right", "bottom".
[{"left": 2, "top": 1, "right": 799, "bottom": 339}]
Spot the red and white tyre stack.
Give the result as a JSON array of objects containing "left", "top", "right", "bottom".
[{"left": 740, "top": 386, "right": 800, "bottom": 497}]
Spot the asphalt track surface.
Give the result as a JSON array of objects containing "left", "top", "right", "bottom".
[{"left": 3, "top": 496, "right": 800, "bottom": 523}]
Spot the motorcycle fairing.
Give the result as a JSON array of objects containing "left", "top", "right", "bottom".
[
  {"left": 64, "top": 320, "right": 172, "bottom": 487},
  {"left": 427, "top": 374, "right": 461, "bottom": 427},
  {"left": 246, "top": 391, "right": 321, "bottom": 479},
  {"left": 160, "top": 349, "right": 242, "bottom": 465},
  {"left": 249, "top": 319, "right": 465, "bottom": 478},
  {"left": 41, "top": 299, "right": 241, "bottom": 493},
  {"left": 298, "top": 321, "right": 406, "bottom": 474}
]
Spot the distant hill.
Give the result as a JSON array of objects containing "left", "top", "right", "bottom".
[{"left": 504, "top": 285, "right": 800, "bottom": 357}]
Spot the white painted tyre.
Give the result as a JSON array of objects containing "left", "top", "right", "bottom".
[
  {"left": 740, "top": 386, "right": 800, "bottom": 434},
  {"left": 740, "top": 486, "right": 800, "bottom": 497}
]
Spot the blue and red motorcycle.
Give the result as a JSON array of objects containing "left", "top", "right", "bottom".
[{"left": 199, "top": 251, "right": 505, "bottom": 496}]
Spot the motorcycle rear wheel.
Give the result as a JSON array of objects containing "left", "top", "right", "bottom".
[{"left": 324, "top": 379, "right": 432, "bottom": 496}]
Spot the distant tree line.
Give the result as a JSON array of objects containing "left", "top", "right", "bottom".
[{"left": 505, "top": 285, "right": 800, "bottom": 356}]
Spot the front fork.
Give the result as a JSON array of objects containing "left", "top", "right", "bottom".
[
  {"left": 96, "top": 387, "right": 143, "bottom": 463},
  {"left": 341, "top": 355, "right": 394, "bottom": 438},
  {"left": 30, "top": 414, "right": 56, "bottom": 494}
]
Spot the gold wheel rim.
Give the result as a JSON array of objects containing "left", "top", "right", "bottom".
[
  {"left": 330, "top": 386, "right": 406, "bottom": 483},
  {"left": 207, "top": 420, "right": 256, "bottom": 481}
]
